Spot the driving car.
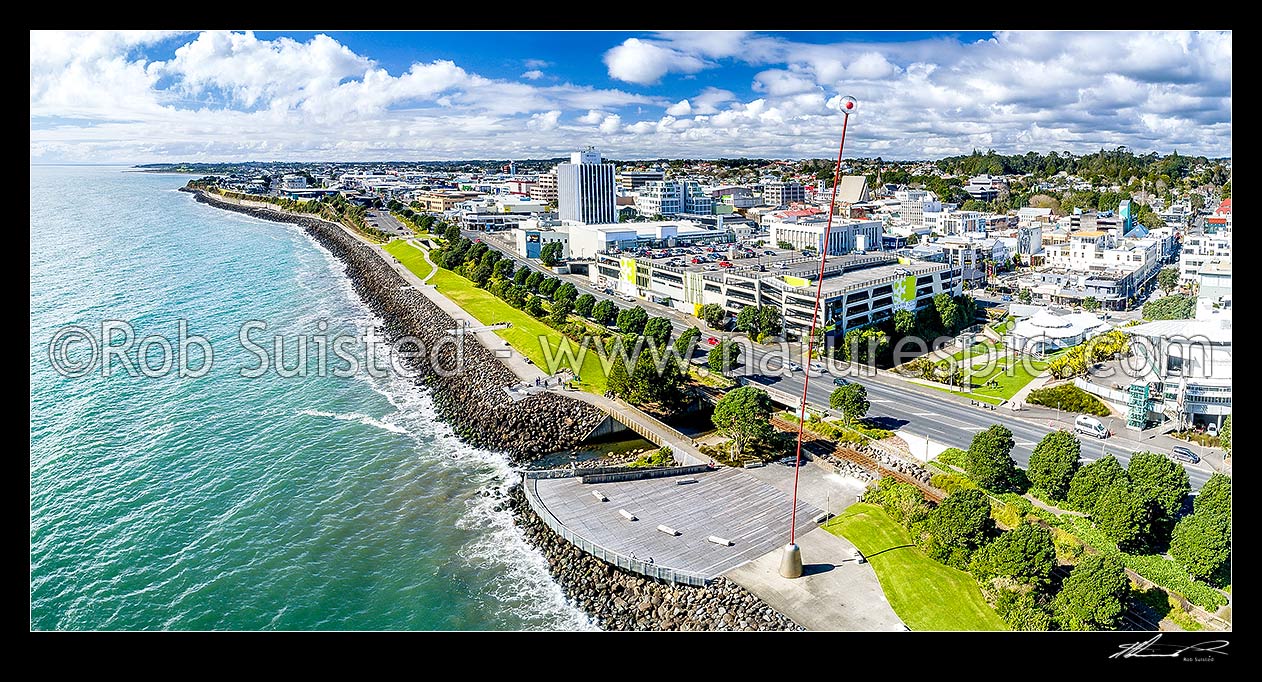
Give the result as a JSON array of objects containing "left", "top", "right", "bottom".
[
  {"left": 786, "top": 361, "right": 802, "bottom": 372},
  {"left": 832, "top": 376, "right": 849, "bottom": 387},
  {"left": 809, "top": 362, "right": 826, "bottom": 373},
  {"left": 706, "top": 336, "right": 719, "bottom": 345},
  {"left": 1169, "top": 446, "right": 1200, "bottom": 464}
]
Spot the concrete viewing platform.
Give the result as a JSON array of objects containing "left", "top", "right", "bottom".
[
  {"left": 725, "top": 527, "right": 905, "bottom": 631},
  {"left": 529, "top": 467, "right": 820, "bottom": 580}
]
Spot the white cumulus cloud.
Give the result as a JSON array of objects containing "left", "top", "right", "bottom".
[{"left": 603, "top": 38, "right": 709, "bottom": 85}]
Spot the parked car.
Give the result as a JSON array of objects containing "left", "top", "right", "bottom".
[
  {"left": 691, "top": 257, "right": 702, "bottom": 264},
  {"left": 764, "top": 250, "right": 777, "bottom": 256},
  {"left": 1169, "top": 446, "right": 1200, "bottom": 464},
  {"left": 704, "top": 264, "right": 718, "bottom": 271},
  {"left": 1206, "top": 423, "right": 1219, "bottom": 437},
  {"left": 1074, "top": 414, "right": 1110, "bottom": 439},
  {"left": 719, "top": 261, "right": 733, "bottom": 268}
]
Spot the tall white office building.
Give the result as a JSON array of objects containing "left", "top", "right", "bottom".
[{"left": 557, "top": 148, "right": 617, "bottom": 224}]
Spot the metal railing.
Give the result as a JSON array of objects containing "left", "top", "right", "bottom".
[
  {"left": 580, "top": 463, "right": 712, "bottom": 484},
  {"left": 522, "top": 478, "right": 712, "bottom": 586}
]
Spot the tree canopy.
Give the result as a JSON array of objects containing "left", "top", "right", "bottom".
[
  {"left": 1194, "top": 473, "right": 1232, "bottom": 522},
  {"left": 591, "top": 299, "right": 617, "bottom": 327},
  {"left": 573, "top": 293, "right": 596, "bottom": 319},
  {"left": 1027, "top": 431, "right": 1080, "bottom": 501},
  {"left": 829, "top": 383, "right": 870, "bottom": 425},
  {"left": 1092, "top": 482, "right": 1151, "bottom": 551},
  {"left": 707, "top": 339, "right": 741, "bottom": 373},
  {"left": 643, "top": 317, "right": 674, "bottom": 350},
  {"left": 616, "top": 306, "right": 649, "bottom": 335},
  {"left": 916, "top": 489, "right": 996, "bottom": 569},
  {"left": 699, "top": 303, "right": 727, "bottom": 329},
  {"left": 968, "top": 523, "right": 1058, "bottom": 588},
  {"left": 1170, "top": 513, "right": 1231, "bottom": 581},
  {"left": 712, "top": 387, "right": 775, "bottom": 457},
  {"left": 1067, "top": 455, "right": 1126, "bottom": 514},
  {"left": 1051, "top": 554, "right": 1131, "bottom": 631},
  {"left": 967, "top": 425, "right": 1020, "bottom": 491},
  {"left": 1126, "top": 451, "right": 1191, "bottom": 523}
]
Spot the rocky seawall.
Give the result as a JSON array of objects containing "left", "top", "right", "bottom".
[
  {"left": 182, "top": 188, "right": 605, "bottom": 461},
  {"left": 503, "top": 484, "right": 801, "bottom": 631},
  {"left": 185, "top": 188, "right": 802, "bottom": 631}
]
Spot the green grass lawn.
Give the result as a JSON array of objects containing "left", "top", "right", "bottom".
[
  {"left": 823, "top": 503, "right": 1007, "bottom": 631},
  {"left": 950, "top": 340, "right": 1007, "bottom": 362},
  {"left": 384, "top": 239, "right": 433, "bottom": 280},
  {"left": 428, "top": 268, "right": 609, "bottom": 394},
  {"left": 990, "top": 316, "right": 1015, "bottom": 335},
  {"left": 927, "top": 352, "right": 1050, "bottom": 405}
]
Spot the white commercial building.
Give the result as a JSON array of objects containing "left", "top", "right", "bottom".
[
  {"left": 513, "top": 221, "right": 570, "bottom": 260},
  {"left": 566, "top": 220, "right": 730, "bottom": 259},
  {"left": 964, "top": 175, "right": 1004, "bottom": 202},
  {"left": 761, "top": 181, "right": 806, "bottom": 208},
  {"left": 634, "top": 180, "right": 713, "bottom": 217},
  {"left": 280, "top": 174, "right": 308, "bottom": 190},
  {"left": 1197, "top": 258, "right": 1231, "bottom": 301},
  {"left": 530, "top": 170, "right": 558, "bottom": 204},
  {"left": 1125, "top": 318, "right": 1232, "bottom": 430},
  {"left": 557, "top": 149, "right": 616, "bottom": 224},
  {"left": 926, "top": 209, "right": 987, "bottom": 235},
  {"left": 1179, "top": 233, "right": 1231, "bottom": 284},
  {"left": 892, "top": 189, "right": 941, "bottom": 227},
  {"left": 1017, "top": 207, "right": 1054, "bottom": 225},
  {"left": 1010, "top": 308, "right": 1112, "bottom": 355},
  {"left": 457, "top": 196, "right": 552, "bottom": 230},
  {"left": 768, "top": 218, "right": 883, "bottom": 255},
  {"left": 616, "top": 167, "right": 666, "bottom": 191}
]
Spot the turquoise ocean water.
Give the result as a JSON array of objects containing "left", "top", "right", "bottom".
[{"left": 29, "top": 166, "right": 592, "bottom": 630}]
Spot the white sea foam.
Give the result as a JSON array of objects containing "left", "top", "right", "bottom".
[
  {"left": 301, "top": 225, "right": 593, "bottom": 631},
  {"left": 297, "top": 409, "right": 412, "bottom": 436}
]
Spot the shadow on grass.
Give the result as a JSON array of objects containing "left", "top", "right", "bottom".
[{"left": 865, "top": 544, "right": 915, "bottom": 559}]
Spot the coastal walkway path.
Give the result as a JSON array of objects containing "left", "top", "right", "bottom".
[{"left": 561, "top": 391, "right": 710, "bottom": 466}]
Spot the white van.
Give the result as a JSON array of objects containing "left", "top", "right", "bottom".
[{"left": 1074, "top": 414, "right": 1110, "bottom": 439}]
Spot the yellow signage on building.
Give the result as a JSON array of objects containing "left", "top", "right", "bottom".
[
  {"left": 620, "top": 256, "right": 637, "bottom": 284},
  {"left": 783, "top": 275, "right": 810, "bottom": 287},
  {"left": 897, "top": 256, "right": 910, "bottom": 265}
]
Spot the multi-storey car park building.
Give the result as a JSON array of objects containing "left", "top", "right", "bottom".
[{"left": 590, "top": 251, "right": 962, "bottom": 340}]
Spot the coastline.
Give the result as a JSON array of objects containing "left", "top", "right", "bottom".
[{"left": 181, "top": 187, "right": 803, "bottom": 631}]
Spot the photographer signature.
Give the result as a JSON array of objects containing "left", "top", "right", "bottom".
[{"left": 1111, "top": 634, "right": 1229, "bottom": 660}]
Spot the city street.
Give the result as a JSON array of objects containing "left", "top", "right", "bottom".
[{"left": 460, "top": 228, "right": 1217, "bottom": 491}]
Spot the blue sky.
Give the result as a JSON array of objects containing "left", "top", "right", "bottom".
[{"left": 30, "top": 30, "right": 1231, "bottom": 162}]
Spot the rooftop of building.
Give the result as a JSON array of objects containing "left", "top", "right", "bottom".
[{"left": 1123, "top": 318, "right": 1232, "bottom": 344}]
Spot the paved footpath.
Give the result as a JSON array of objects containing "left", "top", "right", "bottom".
[{"left": 725, "top": 526, "right": 905, "bottom": 631}]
